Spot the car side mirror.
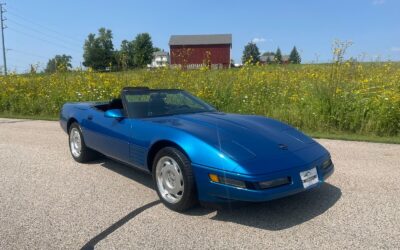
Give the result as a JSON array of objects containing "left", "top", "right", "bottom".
[{"left": 104, "top": 109, "right": 124, "bottom": 119}]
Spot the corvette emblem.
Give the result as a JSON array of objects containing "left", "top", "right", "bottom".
[
  {"left": 303, "top": 170, "right": 313, "bottom": 178},
  {"left": 278, "top": 144, "right": 288, "bottom": 150}
]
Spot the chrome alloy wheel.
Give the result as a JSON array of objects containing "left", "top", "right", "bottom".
[
  {"left": 156, "top": 156, "right": 184, "bottom": 204},
  {"left": 69, "top": 128, "right": 82, "bottom": 158}
]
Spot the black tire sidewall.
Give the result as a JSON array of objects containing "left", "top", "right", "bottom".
[
  {"left": 152, "top": 147, "right": 197, "bottom": 212},
  {"left": 69, "top": 123, "right": 83, "bottom": 162},
  {"left": 68, "top": 123, "right": 95, "bottom": 163}
]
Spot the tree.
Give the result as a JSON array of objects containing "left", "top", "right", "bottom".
[
  {"left": 262, "top": 51, "right": 275, "bottom": 65},
  {"left": 242, "top": 42, "right": 260, "bottom": 64},
  {"left": 274, "top": 47, "right": 282, "bottom": 64},
  {"left": 230, "top": 59, "right": 235, "bottom": 68},
  {"left": 116, "top": 39, "right": 135, "bottom": 69},
  {"left": 83, "top": 28, "right": 115, "bottom": 71},
  {"left": 114, "top": 33, "right": 156, "bottom": 70},
  {"left": 132, "top": 33, "right": 154, "bottom": 68},
  {"left": 45, "top": 54, "right": 72, "bottom": 73},
  {"left": 262, "top": 51, "right": 275, "bottom": 57},
  {"left": 289, "top": 46, "right": 301, "bottom": 64}
]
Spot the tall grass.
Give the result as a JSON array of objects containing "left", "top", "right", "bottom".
[{"left": 0, "top": 62, "right": 399, "bottom": 136}]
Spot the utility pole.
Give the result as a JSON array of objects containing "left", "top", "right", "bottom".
[{"left": 0, "top": 2, "right": 7, "bottom": 75}]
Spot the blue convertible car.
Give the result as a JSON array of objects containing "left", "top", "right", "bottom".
[{"left": 60, "top": 87, "right": 334, "bottom": 211}]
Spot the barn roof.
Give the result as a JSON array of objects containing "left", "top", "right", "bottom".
[
  {"left": 169, "top": 34, "right": 232, "bottom": 46},
  {"left": 260, "top": 55, "right": 274, "bottom": 62},
  {"left": 260, "top": 55, "right": 290, "bottom": 62},
  {"left": 153, "top": 51, "right": 169, "bottom": 57}
]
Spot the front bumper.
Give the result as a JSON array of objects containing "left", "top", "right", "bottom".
[{"left": 192, "top": 157, "right": 334, "bottom": 203}]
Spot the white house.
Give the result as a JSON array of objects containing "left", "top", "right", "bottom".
[{"left": 148, "top": 51, "right": 170, "bottom": 68}]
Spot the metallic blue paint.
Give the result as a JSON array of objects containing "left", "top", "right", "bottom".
[
  {"left": 60, "top": 100, "right": 334, "bottom": 204},
  {"left": 104, "top": 109, "right": 124, "bottom": 119}
]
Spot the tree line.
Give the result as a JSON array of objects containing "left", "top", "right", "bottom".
[
  {"left": 45, "top": 27, "right": 157, "bottom": 73},
  {"left": 242, "top": 42, "right": 301, "bottom": 64},
  {"left": 44, "top": 28, "right": 302, "bottom": 73}
]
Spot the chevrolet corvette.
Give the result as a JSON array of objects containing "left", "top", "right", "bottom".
[{"left": 60, "top": 87, "right": 334, "bottom": 212}]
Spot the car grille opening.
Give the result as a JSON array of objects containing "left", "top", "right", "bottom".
[{"left": 258, "top": 177, "right": 291, "bottom": 190}]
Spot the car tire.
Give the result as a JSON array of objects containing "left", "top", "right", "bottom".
[
  {"left": 68, "top": 122, "right": 99, "bottom": 163},
  {"left": 153, "top": 147, "right": 197, "bottom": 212}
]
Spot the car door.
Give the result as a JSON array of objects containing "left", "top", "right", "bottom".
[
  {"left": 83, "top": 109, "right": 132, "bottom": 164},
  {"left": 127, "top": 118, "right": 152, "bottom": 171}
]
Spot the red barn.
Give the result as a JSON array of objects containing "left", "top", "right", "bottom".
[{"left": 169, "top": 34, "right": 232, "bottom": 69}]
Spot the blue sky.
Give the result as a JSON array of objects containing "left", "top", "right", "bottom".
[{"left": 2, "top": 0, "right": 400, "bottom": 72}]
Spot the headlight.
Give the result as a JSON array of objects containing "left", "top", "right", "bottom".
[
  {"left": 208, "top": 174, "right": 246, "bottom": 188},
  {"left": 321, "top": 158, "right": 332, "bottom": 170}
]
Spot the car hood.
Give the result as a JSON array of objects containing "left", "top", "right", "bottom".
[{"left": 149, "top": 112, "right": 327, "bottom": 174}]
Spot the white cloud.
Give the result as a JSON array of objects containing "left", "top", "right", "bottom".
[
  {"left": 252, "top": 37, "right": 272, "bottom": 44},
  {"left": 372, "top": 0, "right": 385, "bottom": 5},
  {"left": 391, "top": 47, "right": 400, "bottom": 52}
]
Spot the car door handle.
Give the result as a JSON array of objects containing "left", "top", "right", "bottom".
[{"left": 87, "top": 115, "right": 93, "bottom": 121}]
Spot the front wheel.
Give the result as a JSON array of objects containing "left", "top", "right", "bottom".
[
  {"left": 153, "top": 147, "right": 197, "bottom": 212},
  {"left": 68, "top": 123, "right": 99, "bottom": 163}
]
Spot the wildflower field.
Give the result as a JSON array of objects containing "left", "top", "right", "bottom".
[{"left": 1, "top": 62, "right": 399, "bottom": 139}]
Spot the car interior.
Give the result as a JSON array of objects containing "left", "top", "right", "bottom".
[
  {"left": 94, "top": 98, "right": 124, "bottom": 112},
  {"left": 94, "top": 94, "right": 168, "bottom": 118},
  {"left": 126, "top": 93, "right": 168, "bottom": 118}
]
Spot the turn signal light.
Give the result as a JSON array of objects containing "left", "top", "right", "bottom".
[
  {"left": 209, "top": 174, "right": 219, "bottom": 183},
  {"left": 209, "top": 174, "right": 246, "bottom": 189}
]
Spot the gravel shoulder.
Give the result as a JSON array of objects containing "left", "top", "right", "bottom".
[{"left": 0, "top": 118, "right": 399, "bottom": 249}]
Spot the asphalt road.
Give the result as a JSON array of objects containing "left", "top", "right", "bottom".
[{"left": 0, "top": 118, "right": 399, "bottom": 249}]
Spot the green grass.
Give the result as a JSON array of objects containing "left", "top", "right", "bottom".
[
  {"left": 306, "top": 130, "right": 400, "bottom": 144},
  {"left": 1, "top": 62, "right": 399, "bottom": 138},
  {"left": 1, "top": 113, "right": 399, "bottom": 144},
  {"left": 0, "top": 113, "right": 58, "bottom": 121}
]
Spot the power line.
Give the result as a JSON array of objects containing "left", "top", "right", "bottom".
[
  {"left": 8, "top": 57, "right": 40, "bottom": 66},
  {"left": 3, "top": 4, "right": 84, "bottom": 70},
  {"left": 4, "top": 5, "right": 87, "bottom": 73},
  {"left": 6, "top": 7, "right": 83, "bottom": 44},
  {"left": 8, "top": 48, "right": 49, "bottom": 60},
  {"left": 8, "top": 27, "right": 81, "bottom": 54},
  {"left": 7, "top": 18, "right": 82, "bottom": 47},
  {"left": 1, "top": 2, "right": 7, "bottom": 75}
]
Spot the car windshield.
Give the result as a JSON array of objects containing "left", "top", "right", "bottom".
[{"left": 123, "top": 89, "right": 217, "bottom": 118}]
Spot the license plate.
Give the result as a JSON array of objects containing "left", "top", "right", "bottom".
[{"left": 300, "top": 167, "right": 319, "bottom": 188}]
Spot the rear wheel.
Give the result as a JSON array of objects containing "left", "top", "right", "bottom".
[
  {"left": 153, "top": 147, "right": 197, "bottom": 212},
  {"left": 68, "top": 123, "right": 99, "bottom": 163}
]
